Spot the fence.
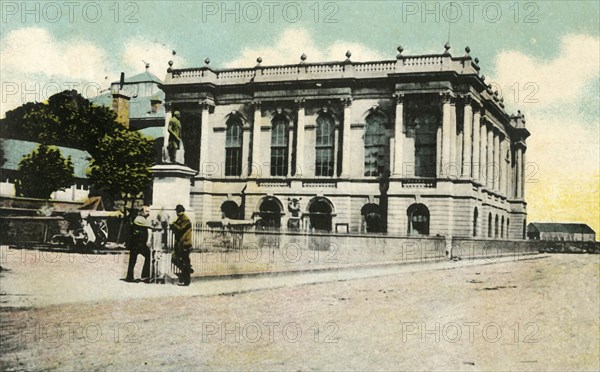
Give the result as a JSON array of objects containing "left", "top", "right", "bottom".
[{"left": 159, "top": 224, "right": 544, "bottom": 279}]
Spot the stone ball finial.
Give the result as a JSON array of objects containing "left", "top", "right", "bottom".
[
  {"left": 474, "top": 57, "right": 480, "bottom": 64},
  {"left": 465, "top": 46, "right": 471, "bottom": 54},
  {"left": 168, "top": 60, "right": 174, "bottom": 67},
  {"left": 481, "top": 74, "right": 486, "bottom": 81},
  {"left": 396, "top": 45, "right": 404, "bottom": 59},
  {"left": 345, "top": 50, "right": 352, "bottom": 59},
  {"left": 300, "top": 53, "right": 307, "bottom": 61},
  {"left": 256, "top": 56, "right": 263, "bottom": 64},
  {"left": 204, "top": 57, "right": 210, "bottom": 65}
]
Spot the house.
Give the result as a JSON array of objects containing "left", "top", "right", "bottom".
[{"left": 527, "top": 223, "right": 596, "bottom": 241}]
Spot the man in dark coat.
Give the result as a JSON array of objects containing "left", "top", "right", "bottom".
[
  {"left": 124, "top": 206, "right": 153, "bottom": 282},
  {"left": 170, "top": 204, "right": 193, "bottom": 286}
]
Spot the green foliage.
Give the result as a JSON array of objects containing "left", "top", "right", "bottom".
[
  {"left": 87, "top": 129, "right": 154, "bottom": 199},
  {"left": 0, "top": 138, "right": 6, "bottom": 168},
  {"left": 3, "top": 90, "right": 117, "bottom": 152},
  {"left": 4, "top": 90, "right": 155, "bottom": 202},
  {"left": 15, "top": 144, "right": 75, "bottom": 199}
]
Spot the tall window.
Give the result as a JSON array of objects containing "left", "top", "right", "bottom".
[
  {"left": 364, "top": 113, "right": 387, "bottom": 176},
  {"left": 414, "top": 113, "right": 438, "bottom": 177},
  {"left": 270, "top": 116, "right": 289, "bottom": 176},
  {"left": 315, "top": 114, "right": 335, "bottom": 177},
  {"left": 473, "top": 207, "right": 478, "bottom": 237},
  {"left": 225, "top": 117, "right": 243, "bottom": 176}
]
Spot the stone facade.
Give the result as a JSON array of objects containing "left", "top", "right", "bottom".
[{"left": 160, "top": 47, "right": 530, "bottom": 238}]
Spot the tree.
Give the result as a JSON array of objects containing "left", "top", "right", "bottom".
[
  {"left": 15, "top": 144, "right": 75, "bottom": 199},
  {"left": 3, "top": 90, "right": 155, "bottom": 207},
  {"left": 87, "top": 128, "right": 154, "bottom": 210},
  {"left": 0, "top": 138, "right": 6, "bottom": 168}
]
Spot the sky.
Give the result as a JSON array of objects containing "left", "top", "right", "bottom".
[{"left": 1, "top": 0, "right": 599, "bottom": 234}]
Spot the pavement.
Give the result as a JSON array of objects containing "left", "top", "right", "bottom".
[{"left": 0, "top": 245, "right": 546, "bottom": 308}]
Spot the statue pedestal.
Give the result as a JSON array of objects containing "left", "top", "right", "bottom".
[{"left": 151, "top": 163, "right": 196, "bottom": 212}]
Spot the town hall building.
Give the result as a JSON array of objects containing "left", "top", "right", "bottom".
[{"left": 157, "top": 45, "right": 530, "bottom": 239}]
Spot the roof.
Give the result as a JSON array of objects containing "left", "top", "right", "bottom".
[
  {"left": 112, "top": 70, "right": 163, "bottom": 85},
  {"left": 1, "top": 139, "right": 90, "bottom": 178},
  {"left": 89, "top": 88, "right": 166, "bottom": 120},
  {"left": 528, "top": 223, "right": 595, "bottom": 235}
]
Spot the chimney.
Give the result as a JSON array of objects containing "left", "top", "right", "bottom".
[{"left": 111, "top": 72, "right": 130, "bottom": 128}]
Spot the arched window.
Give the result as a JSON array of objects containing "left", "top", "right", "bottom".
[
  {"left": 501, "top": 216, "right": 505, "bottom": 238},
  {"left": 473, "top": 207, "right": 478, "bottom": 237},
  {"left": 270, "top": 115, "right": 289, "bottom": 176},
  {"left": 494, "top": 215, "right": 499, "bottom": 238},
  {"left": 488, "top": 213, "right": 492, "bottom": 238},
  {"left": 225, "top": 117, "right": 243, "bottom": 176},
  {"left": 361, "top": 203, "right": 382, "bottom": 233},
  {"left": 315, "top": 114, "right": 335, "bottom": 177},
  {"left": 364, "top": 113, "right": 387, "bottom": 176},
  {"left": 258, "top": 197, "right": 283, "bottom": 228},
  {"left": 507, "top": 218, "right": 510, "bottom": 239},
  {"left": 221, "top": 200, "right": 240, "bottom": 219},
  {"left": 308, "top": 197, "right": 333, "bottom": 232},
  {"left": 407, "top": 203, "right": 430, "bottom": 236}
]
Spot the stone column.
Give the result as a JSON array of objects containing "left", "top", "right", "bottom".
[
  {"left": 441, "top": 93, "right": 452, "bottom": 176},
  {"left": 515, "top": 147, "right": 521, "bottom": 198},
  {"left": 333, "top": 125, "right": 339, "bottom": 177},
  {"left": 436, "top": 126, "right": 442, "bottom": 177},
  {"left": 449, "top": 98, "right": 457, "bottom": 174},
  {"left": 251, "top": 101, "right": 262, "bottom": 177},
  {"left": 499, "top": 139, "right": 507, "bottom": 196},
  {"left": 462, "top": 97, "right": 473, "bottom": 178},
  {"left": 341, "top": 97, "right": 352, "bottom": 177},
  {"left": 486, "top": 126, "right": 494, "bottom": 189},
  {"left": 199, "top": 101, "right": 212, "bottom": 176},
  {"left": 393, "top": 93, "right": 404, "bottom": 176},
  {"left": 479, "top": 117, "right": 487, "bottom": 184},
  {"left": 295, "top": 99, "right": 305, "bottom": 177},
  {"left": 494, "top": 132, "right": 500, "bottom": 192},
  {"left": 472, "top": 107, "right": 481, "bottom": 181},
  {"left": 521, "top": 147, "right": 527, "bottom": 199},
  {"left": 287, "top": 124, "right": 295, "bottom": 177}
]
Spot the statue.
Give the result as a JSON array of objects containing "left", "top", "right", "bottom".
[
  {"left": 166, "top": 111, "right": 182, "bottom": 163},
  {"left": 287, "top": 197, "right": 302, "bottom": 230}
]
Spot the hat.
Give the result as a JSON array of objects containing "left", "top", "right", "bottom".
[{"left": 175, "top": 204, "right": 185, "bottom": 212}]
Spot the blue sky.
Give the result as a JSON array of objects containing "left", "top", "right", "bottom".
[{"left": 1, "top": 0, "right": 599, "bottom": 231}]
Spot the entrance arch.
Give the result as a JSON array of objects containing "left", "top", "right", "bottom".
[
  {"left": 361, "top": 203, "right": 382, "bottom": 233},
  {"left": 308, "top": 197, "right": 334, "bottom": 232},
  {"left": 221, "top": 200, "right": 239, "bottom": 219},
  {"left": 258, "top": 196, "right": 283, "bottom": 228},
  {"left": 407, "top": 203, "right": 430, "bottom": 236}
]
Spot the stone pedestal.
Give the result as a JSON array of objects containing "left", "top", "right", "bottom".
[{"left": 151, "top": 163, "right": 196, "bottom": 213}]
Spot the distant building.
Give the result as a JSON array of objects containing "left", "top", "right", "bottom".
[
  {"left": 90, "top": 64, "right": 166, "bottom": 140},
  {"left": 527, "top": 223, "right": 596, "bottom": 241},
  {"left": 0, "top": 139, "right": 90, "bottom": 202}
]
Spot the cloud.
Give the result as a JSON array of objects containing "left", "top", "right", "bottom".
[
  {"left": 493, "top": 34, "right": 599, "bottom": 108},
  {"left": 491, "top": 34, "right": 600, "bottom": 232},
  {"left": 224, "top": 28, "right": 385, "bottom": 67},
  {"left": 0, "top": 28, "right": 185, "bottom": 117},
  {"left": 1, "top": 27, "right": 109, "bottom": 82},
  {"left": 0, "top": 27, "right": 113, "bottom": 117},
  {"left": 121, "top": 37, "right": 186, "bottom": 79}
]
